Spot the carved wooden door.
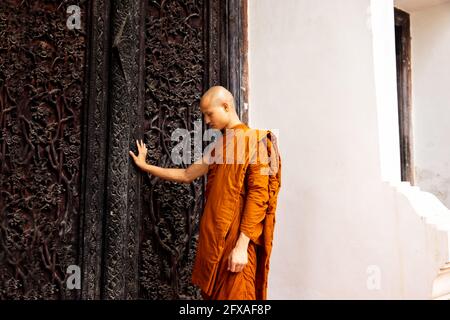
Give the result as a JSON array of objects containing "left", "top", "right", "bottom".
[{"left": 0, "top": 0, "right": 245, "bottom": 299}]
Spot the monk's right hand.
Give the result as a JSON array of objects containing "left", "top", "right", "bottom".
[{"left": 129, "top": 139, "right": 148, "bottom": 169}]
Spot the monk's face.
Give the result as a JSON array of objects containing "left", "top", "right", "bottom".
[{"left": 199, "top": 97, "right": 230, "bottom": 130}]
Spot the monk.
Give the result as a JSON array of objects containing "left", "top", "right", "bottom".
[{"left": 129, "top": 86, "right": 281, "bottom": 300}]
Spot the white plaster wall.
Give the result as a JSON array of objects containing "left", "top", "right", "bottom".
[
  {"left": 248, "top": 0, "right": 449, "bottom": 299},
  {"left": 395, "top": 0, "right": 450, "bottom": 12},
  {"left": 409, "top": 2, "right": 450, "bottom": 209},
  {"left": 372, "top": 0, "right": 402, "bottom": 183}
]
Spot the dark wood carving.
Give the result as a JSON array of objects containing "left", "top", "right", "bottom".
[
  {"left": 140, "top": 0, "right": 248, "bottom": 299},
  {"left": 80, "top": 0, "right": 110, "bottom": 300},
  {"left": 138, "top": 0, "right": 246, "bottom": 300},
  {"left": 140, "top": 0, "right": 206, "bottom": 300},
  {"left": 0, "top": 0, "right": 86, "bottom": 299},
  {"left": 0, "top": 0, "right": 246, "bottom": 300},
  {"left": 101, "top": 0, "right": 145, "bottom": 300}
]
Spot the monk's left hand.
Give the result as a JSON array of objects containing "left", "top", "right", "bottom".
[{"left": 228, "top": 246, "right": 248, "bottom": 273}]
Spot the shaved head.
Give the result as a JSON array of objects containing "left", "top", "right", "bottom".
[
  {"left": 199, "top": 86, "right": 241, "bottom": 130},
  {"left": 201, "top": 86, "right": 236, "bottom": 111}
]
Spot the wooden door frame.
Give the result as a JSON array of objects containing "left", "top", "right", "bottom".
[
  {"left": 219, "top": 0, "right": 249, "bottom": 124},
  {"left": 394, "top": 7, "right": 415, "bottom": 184},
  {"left": 80, "top": 0, "right": 248, "bottom": 299}
]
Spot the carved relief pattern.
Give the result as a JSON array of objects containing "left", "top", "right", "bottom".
[
  {"left": 81, "top": 0, "right": 109, "bottom": 300},
  {"left": 140, "top": 0, "right": 208, "bottom": 299},
  {"left": 0, "top": 0, "right": 238, "bottom": 300},
  {"left": 0, "top": 0, "right": 86, "bottom": 299},
  {"left": 208, "top": 0, "right": 220, "bottom": 86},
  {"left": 102, "top": 0, "right": 143, "bottom": 299}
]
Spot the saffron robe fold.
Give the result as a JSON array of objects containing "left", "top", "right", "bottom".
[{"left": 191, "top": 123, "right": 282, "bottom": 300}]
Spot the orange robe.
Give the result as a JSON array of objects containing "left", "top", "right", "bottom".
[{"left": 191, "top": 123, "right": 282, "bottom": 300}]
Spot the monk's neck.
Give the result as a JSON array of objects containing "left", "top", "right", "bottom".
[{"left": 224, "top": 121, "right": 244, "bottom": 130}]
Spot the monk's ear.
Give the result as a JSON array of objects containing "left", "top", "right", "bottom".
[{"left": 222, "top": 102, "right": 229, "bottom": 112}]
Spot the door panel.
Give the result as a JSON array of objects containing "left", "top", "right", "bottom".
[
  {"left": 0, "top": 0, "right": 245, "bottom": 300},
  {"left": 0, "top": 0, "right": 87, "bottom": 299}
]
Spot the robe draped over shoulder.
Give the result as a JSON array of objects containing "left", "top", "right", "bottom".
[{"left": 191, "top": 123, "right": 282, "bottom": 300}]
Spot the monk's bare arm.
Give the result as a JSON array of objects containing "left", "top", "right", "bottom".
[
  {"left": 139, "top": 159, "right": 208, "bottom": 184},
  {"left": 129, "top": 139, "right": 209, "bottom": 184},
  {"left": 234, "top": 233, "right": 250, "bottom": 249}
]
